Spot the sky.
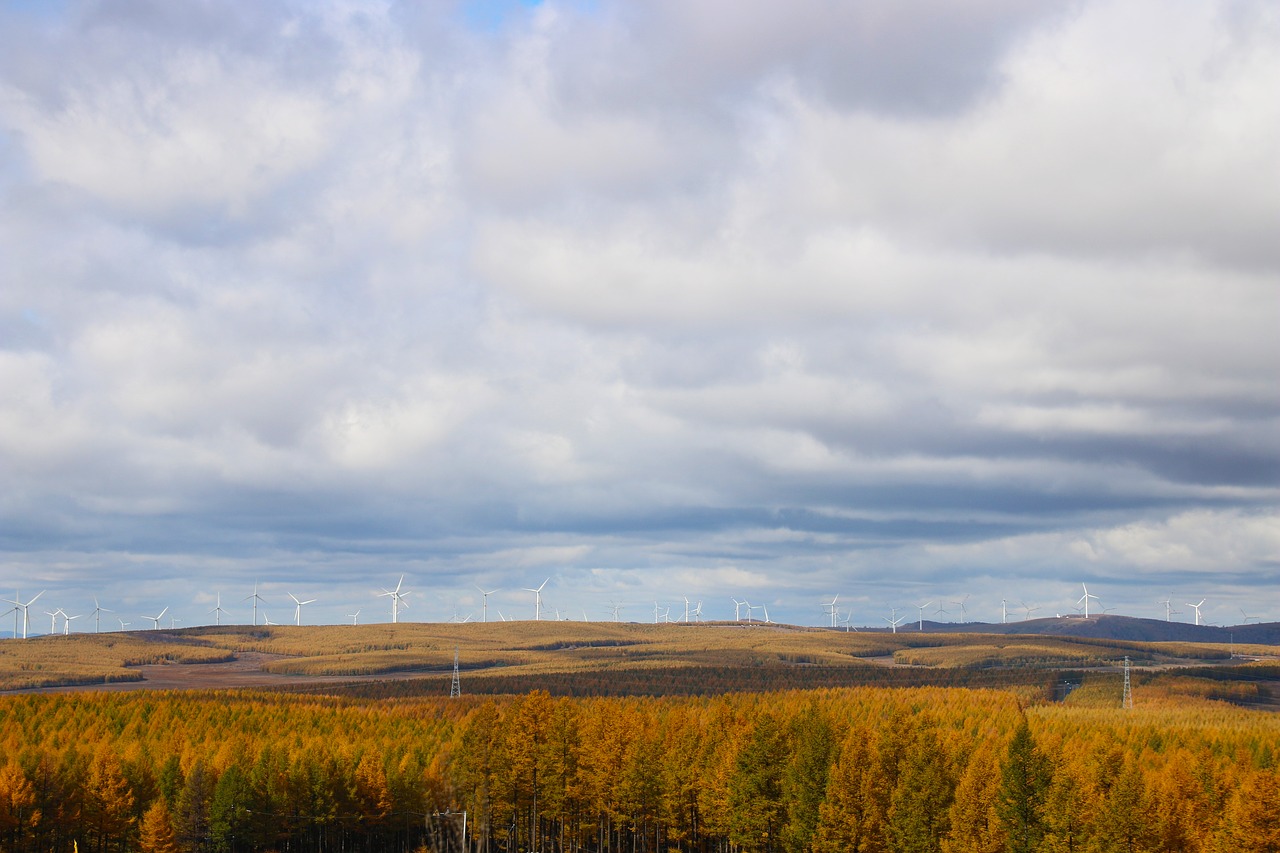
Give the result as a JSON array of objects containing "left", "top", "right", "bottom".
[{"left": 1, "top": 0, "right": 1277, "bottom": 633}]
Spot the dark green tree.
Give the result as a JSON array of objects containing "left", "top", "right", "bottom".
[
  {"left": 209, "top": 764, "right": 251, "bottom": 853},
  {"left": 781, "top": 701, "right": 839, "bottom": 853},
  {"left": 996, "top": 718, "right": 1052, "bottom": 853},
  {"left": 729, "top": 712, "right": 790, "bottom": 852},
  {"left": 887, "top": 723, "right": 953, "bottom": 853},
  {"left": 174, "top": 759, "right": 214, "bottom": 853}
]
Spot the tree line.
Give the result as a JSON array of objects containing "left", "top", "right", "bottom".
[{"left": 0, "top": 685, "right": 1277, "bottom": 852}]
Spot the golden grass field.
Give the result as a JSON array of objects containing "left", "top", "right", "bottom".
[{"left": 1, "top": 619, "right": 1272, "bottom": 696}]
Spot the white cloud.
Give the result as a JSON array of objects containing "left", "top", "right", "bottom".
[{"left": 0, "top": 0, "right": 1275, "bottom": 626}]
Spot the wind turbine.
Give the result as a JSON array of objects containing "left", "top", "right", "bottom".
[
  {"left": 682, "top": 596, "right": 691, "bottom": 624},
  {"left": 522, "top": 578, "right": 549, "bottom": 621},
  {"left": 90, "top": 597, "right": 113, "bottom": 634},
  {"left": 44, "top": 609, "right": 62, "bottom": 635},
  {"left": 378, "top": 576, "right": 411, "bottom": 623},
  {"left": 347, "top": 609, "right": 361, "bottom": 625},
  {"left": 1159, "top": 596, "right": 1174, "bottom": 622},
  {"left": 915, "top": 601, "right": 933, "bottom": 632},
  {"left": 761, "top": 604, "right": 772, "bottom": 624},
  {"left": 654, "top": 601, "right": 663, "bottom": 624},
  {"left": 1187, "top": 599, "right": 1205, "bottom": 626},
  {"left": 243, "top": 582, "right": 267, "bottom": 627},
  {"left": 742, "top": 600, "right": 755, "bottom": 623},
  {"left": 5, "top": 591, "right": 44, "bottom": 639},
  {"left": 1021, "top": 601, "right": 1041, "bottom": 621},
  {"left": 610, "top": 602, "right": 623, "bottom": 623},
  {"left": 263, "top": 614, "right": 278, "bottom": 626},
  {"left": 1240, "top": 608, "right": 1260, "bottom": 625},
  {"left": 1001, "top": 598, "right": 1008, "bottom": 625},
  {"left": 145, "top": 607, "right": 169, "bottom": 631},
  {"left": 732, "top": 598, "right": 746, "bottom": 621},
  {"left": 288, "top": 592, "right": 317, "bottom": 626},
  {"left": 62, "top": 613, "right": 83, "bottom": 635},
  {"left": 691, "top": 601, "right": 703, "bottom": 623},
  {"left": 884, "top": 608, "right": 904, "bottom": 634},
  {"left": 117, "top": 618, "right": 131, "bottom": 631},
  {"left": 1077, "top": 584, "right": 1100, "bottom": 618},
  {"left": 475, "top": 586, "right": 499, "bottom": 623},
  {"left": 952, "top": 594, "right": 970, "bottom": 623},
  {"left": 824, "top": 595, "right": 840, "bottom": 628},
  {"left": 209, "top": 593, "right": 230, "bottom": 626}
]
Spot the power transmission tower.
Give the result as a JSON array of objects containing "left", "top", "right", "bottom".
[
  {"left": 1122, "top": 655, "right": 1133, "bottom": 709},
  {"left": 450, "top": 646, "right": 461, "bottom": 699}
]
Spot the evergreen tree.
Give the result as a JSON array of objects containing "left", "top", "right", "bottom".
[
  {"left": 781, "top": 701, "right": 838, "bottom": 853},
  {"left": 729, "top": 712, "right": 790, "bottom": 852},
  {"left": 887, "top": 724, "right": 953, "bottom": 853},
  {"left": 812, "top": 726, "right": 872, "bottom": 853},
  {"left": 996, "top": 719, "right": 1051, "bottom": 853},
  {"left": 174, "top": 759, "right": 214, "bottom": 853},
  {"left": 209, "top": 764, "right": 251, "bottom": 853}
]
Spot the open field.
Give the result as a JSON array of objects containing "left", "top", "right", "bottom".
[{"left": 2, "top": 620, "right": 1276, "bottom": 706}]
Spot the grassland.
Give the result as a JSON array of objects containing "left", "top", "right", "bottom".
[
  {"left": 0, "top": 632, "right": 234, "bottom": 690},
  {"left": 1, "top": 619, "right": 1272, "bottom": 702}
]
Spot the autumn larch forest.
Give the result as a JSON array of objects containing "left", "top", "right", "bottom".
[{"left": 2, "top": 674, "right": 1279, "bottom": 852}]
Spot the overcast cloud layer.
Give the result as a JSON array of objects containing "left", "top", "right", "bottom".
[{"left": 2, "top": 0, "right": 1277, "bottom": 630}]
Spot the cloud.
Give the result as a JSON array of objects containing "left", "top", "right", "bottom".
[{"left": 0, "top": 0, "right": 1276, "bottom": 629}]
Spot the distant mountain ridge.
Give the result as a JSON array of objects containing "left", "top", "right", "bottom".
[{"left": 897, "top": 614, "right": 1280, "bottom": 644}]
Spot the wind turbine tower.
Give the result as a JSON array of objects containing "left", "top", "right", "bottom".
[
  {"left": 378, "top": 576, "right": 411, "bottom": 623},
  {"left": 884, "top": 608, "right": 904, "bottom": 634},
  {"left": 91, "top": 597, "right": 113, "bottom": 634},
  {"left": 288, "top": 592, "right": 317, "bottom": 626},
  {"left": 146, "top": 607, "right": 169, "bottom": 631},
  {"left": 243, "top": 582, "right": 267, "bottom": 627},
  {"left": 523, "top": 578, "right": 549, "bottom": 621},
  {"left": 1187, "top": 599, "right": 1205, "bottom": 626},
  {"left": 916, "top": 601, "right": 933, "bottom": 632},
  {"left": 824, "top": 594, "right": 840, "bottom": 628},
  {"left": 209, "top": 593, "right": 229, "bottom": 626},
  {"left": 475, "top": 586, "right": 498, "bottom": 623},
  {"left": 1078, "top": 584, "right": 1100, "bottom": 618},
  {"left": 5, "top": 591, "right": 44, "bottom": 639}
]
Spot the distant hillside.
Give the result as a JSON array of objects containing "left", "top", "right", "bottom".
[{"left": 896, "top": 614, "right": 1280, "bottom": 644}]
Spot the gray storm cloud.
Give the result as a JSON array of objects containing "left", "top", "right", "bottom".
[{"left": 0, "top": 0, "right": 1277, "bottom": 628}]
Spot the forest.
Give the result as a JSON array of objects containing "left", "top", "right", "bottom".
[{"left": 1, "top": 682, "right": 1278, "bottom": 853}]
